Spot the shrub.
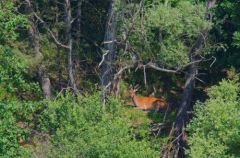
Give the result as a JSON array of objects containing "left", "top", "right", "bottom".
[
  {"left": 0, "top": 101, "right": 42, "bottom": 158},
  {"left": 187, "top": 80, "right": 240, "bottom": 158},
  {"left": 0, "top": 48, "right": 41, "bottom": 100},
  {"left": 39, "top": 93, "right": 160, "bottom": 158}
]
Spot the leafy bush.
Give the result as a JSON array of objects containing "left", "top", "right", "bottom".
[
  {"left": 39, "top": 93, "right": 160, "bottom": 158},
  {"left": 145, "top": 1, "right": 211, "bottom": 67},
  {"left": 0, "top": 1, "right": 40, "bottom": 101},
  {"left": 187, "top": 80, "right": 240, "bottom": 158},
  {"left": 0, "top": 1, "right": 27, "bottom": 44},
  {"left": 121, "top": 1, "right": 211, "bottom": 67},
  {"left": 0, "top": 48, "right": 41, "bottom": 100},
  {"left": 0, "top": 101, "right": 43, "bottom": 158}
]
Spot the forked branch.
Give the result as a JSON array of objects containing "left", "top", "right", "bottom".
[{"left": 25, "top": 0, "right": 69, "bottom": 49}]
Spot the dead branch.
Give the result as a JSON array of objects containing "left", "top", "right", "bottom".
[
  {"left": 155, "top": 105, "right": 171, "bottom": 137},
  {"left": 142, "top": 62, "right": 179, "bottom": 73},
  {"left": 210, "top": 56, "right": 216, "bottom": 67},
  {"left": 98, "top": 51, "right": 109, "bottom": 68},
  {"left": 25, "top": 0, "right": 69, "bottom": 49},
  {"left": 178, "top": 56, "right": 216, "bottom": 70},
  {"left": 113, "top": 64, "right": 135, "bottom": 80},
  {"left": 143, "top": 65, "right": 147, "bottom": 87}
]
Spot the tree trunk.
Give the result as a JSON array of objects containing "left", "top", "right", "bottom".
[
  {"left": 101, "top": 0, "right": 117, "bottom": 103},
  {"left": 56, "top": 31, "right": 63, "bottom": 91},
  {"left": 27, "top": 2, "right": 52, "bottom": 99},
  {"left": 162, "top": 62, "right": 197, "bottom": 158},
  {"left": 77, "top": 0, "right": 82, "bottom": 49},
  {"left": 112, "top": 72, "right": 122, "bottom": 96},
  {"left": 38, "top": 65, "right": 52, "bottom": 99},
  {"left": 65, "top": 0, "right": 78, "bottom": 95},
  {"left": 162, "top": 1, "right": 216, "bottom": 157}
]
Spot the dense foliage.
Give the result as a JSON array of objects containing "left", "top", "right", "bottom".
[
  {"left": 0, "top": 1, "right": 27, "bottom": 44},
  {"left": 187, "top": 80, "right": 240, "bottom": 158},
  {"left": 0, "top": 1, "right": 39, "bottom": 101},
  {"left": 0, "top": 49, "right": 40, "bottom": 100},
  {"left": 0, "top": 101, "right": 40, "bottom": 158},
  {"left": 0, "top": 0, "right": 240, "bottom": 158},
  {"left": 132, "top": 1, "right": 211, "bottom": 67},
  {"left": 38, "top": 93, "right": 159, "bottom": 158}
]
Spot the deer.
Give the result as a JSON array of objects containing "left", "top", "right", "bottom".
[{"left": 129, "top": 86, "right": 168, "bottom": 112}]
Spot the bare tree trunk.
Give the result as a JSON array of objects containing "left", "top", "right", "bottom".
[
  {"left": 101, "top": 0, "right": 117, "bottom": 103},
  {"left": 65, "top": 0, "right": 78, "bottom": 95},
  {"left": 162, "top": 62, "right": 197, "bottom": 158},
  {"left": 27, "top": 2, "right": 52, "bottom": 99},
  {"left": 112, "top": 72, "right": 122, "bottom": 96},
  {"left": 54, "top": 3, "right": 63, "bottom": 91},
  {"left": 162, "top": 1, "right": 216, "bottom": 157},
  {"left": 56, "top": 31, "right": 63, "bottom": 91},
  {"left": 77, "top": 0, "right": 82, "bottom": 49}
]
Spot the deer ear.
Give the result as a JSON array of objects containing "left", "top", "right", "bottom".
[
  {"left": 130, "top": 84, "right": 133, "bottom": 89},
  {"left": 134, "top": 85, "right": 140, "bottom": 92}
]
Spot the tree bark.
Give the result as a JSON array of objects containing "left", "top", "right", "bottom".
[
  {"left": 77, "top": 0, "right": 82, "bottom": 49},
  {"left": 101, "top": 0, "right": 117, "bottom": 103},
  {"left": 55, "top": 31, "right": 63, "bottom": 91},
  {"left": 112, "top": 71, "right": 122, "bottom": 96},
  {"left": 65, "top": 0, "right": 78, "bottom": 95},
  {"left": 162, "top": 1, "right": 216, "bottom": 157}
]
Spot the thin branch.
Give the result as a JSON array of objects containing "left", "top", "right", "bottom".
[
  {"left": 99, "top": 63, "right": 136, "bottom": 92},
  {"left": 195, "top": 76, "right": 206, "bottom": 84},
  {"left": 155, "top": 105, "right": 171, "bottom": 137},
  {"left": 98, "top": 51, "right": 109, "bottom": 68},
  {"left": 144, "top": 62, "right": 179, "bottom": 73},
  {"left": 114, "top": 64, "right": 135, "bottom": 80},
  {"left": 102, "top": 40, "right": 117, "bottom": 44},
  {"left": 48, "top": 30, "right": 69, "bottom": 49},
  {"left": 143, "top": 65, "right": 147, "bottom": 87},
  {"left": 178, "top": 56, "right": 216, "bottom": 70},
  {"left": 138, "top": 55, "right": 216, "bottom": 74},
  {"left": 171, "top": 131, "right": 184, "bottom": 144},
  {"left": 116, "top": 41, "right": 140, "bottom": 59},
  {"left": 71, "top": 18, "right": 76, "bottom": 24},
  {"left": 25, "top": 0, "right": 69, "bottom": 49},
  {"left": 124, "top": 0, "right": 144, "bottom": 42},
  {"left": 210, "top": 56, "right": 216, "bottom": 67}
]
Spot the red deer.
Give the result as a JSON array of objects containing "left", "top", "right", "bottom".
[{"left": 129, "top": 87, "right": 168, "bottom": 111}]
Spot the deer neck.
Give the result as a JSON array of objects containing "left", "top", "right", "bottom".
[{"left": 131, "top": 94, "right": 138, "bottom": 107}]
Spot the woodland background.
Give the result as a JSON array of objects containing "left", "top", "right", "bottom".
[{"left": 0, "top": 0, "right": 240, "bottom": 157}]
